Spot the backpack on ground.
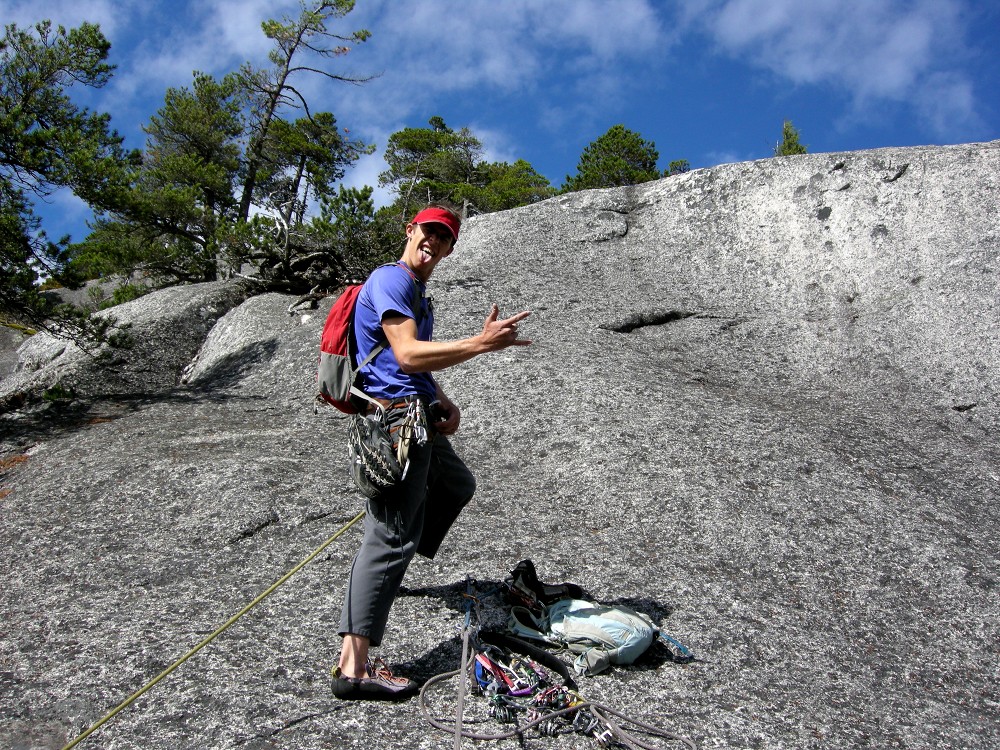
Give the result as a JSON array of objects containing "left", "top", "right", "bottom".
[
  {"left": 501, "top": 559, "right": 695, "bottom": 675},
  {"left": 507, "top": 598, "right": 657, "bottom": 676},
  {"left": 316, "top": 264, "right": 423, "bottom": 414}
]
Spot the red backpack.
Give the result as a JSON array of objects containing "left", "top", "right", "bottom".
[{"left": 316, "top": 264, "right": 422, "bottom": 414}]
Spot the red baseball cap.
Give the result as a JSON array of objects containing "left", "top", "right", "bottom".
[{"left": 411, "top": 207, "right": 460, "bottom": 241}]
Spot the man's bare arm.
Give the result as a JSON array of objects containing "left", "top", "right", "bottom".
[{"left": 383, "top": 304, "right": 531, "bottom": 374}]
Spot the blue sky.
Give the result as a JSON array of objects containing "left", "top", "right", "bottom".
[{"left": 6, "top": 0, "right": 999, "bottom": 245}]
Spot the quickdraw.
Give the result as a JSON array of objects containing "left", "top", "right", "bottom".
[
  {"left": 475, "top": 646, "right": 545, "bottom": 696},
  {"left": 394, "top": 398, "right": 428, "bottom": 479},
  {"left": 473, "top": 649, "right": 637, "bottom": 746}
]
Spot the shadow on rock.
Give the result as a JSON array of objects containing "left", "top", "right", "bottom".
[
  {"left": 184, "top": 338, "right": 280, "bottom": 393},
  {"left": 0, "top": 358, "right": 276, "bottom": 457},
  {"left": 398, "top": 635, "right": 467, "bottom": 684}
]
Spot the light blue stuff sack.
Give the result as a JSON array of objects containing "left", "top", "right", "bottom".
[{"left": 508, "top": 598, "right": 656, "bottom": 676}]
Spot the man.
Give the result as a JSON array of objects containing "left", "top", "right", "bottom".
[{"left": 332, "top": 204, "right": 531, "bottom": 700}]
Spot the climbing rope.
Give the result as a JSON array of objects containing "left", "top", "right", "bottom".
[
  {"left": 453, "top": 577, "right": 475, "bottom": 750},
  {"left": 61, "top": 509, "right": 366, "bottom": 750}
]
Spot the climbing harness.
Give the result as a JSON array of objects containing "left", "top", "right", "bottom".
[
  {"left": 419, "top": 579, "right": 697, "bottom": 750},
  {"left": 60, "top": 509, "right": 366, "bottom": 750},
  {"left": 348, "top": 397, "right": 429, "bottom": 496}
]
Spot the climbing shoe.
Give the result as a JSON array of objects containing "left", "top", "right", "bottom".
[
  {"left": 502, "top": 559, "right": 584, "bottom": 611},
  {"left": 331, "top": 658, "right": 419, "bottom": 701}
]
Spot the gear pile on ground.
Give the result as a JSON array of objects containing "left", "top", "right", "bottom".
[{"left": 417, "top": 565, "right": 697, "bottom": 749}]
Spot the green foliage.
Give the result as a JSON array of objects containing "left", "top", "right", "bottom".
[
  {"left": 143, "top": 72, "right": 243, "bottom": 214},
  {"left": 380, "top": 117, "right": 482, "bottom": 219},
  {"left": 104, "top": 283, "right": 147, "bottom": 308},
  {"left": 379, "top": 117, "right": 554, "bottom": 221},
  {"left": 245, "top": 184, "right": 399, "bottom": 304},
  {"left": 81, "top": 280, "right": 148, "bottom": 312},
  {"left": 62, "top": 7, "right": 375, "bottom": 293},
  {"left": 315, "top": 185, "right": 385, "bottom": 268},
  {"left": 667, "top": 159, "right": 691, "bottom": 176},
  {"left": 239, "top": 109, "right": 376, "bottom": 297},
  {"left": 463, "top": 160, "right": 554, "bottom": 213},
  {"left": 254, "top": 111, "right": 374, "bottom": 227},
  {"left": 69, "top": 71, "right": 246, "bottom": 284},
  {"left": 69, "top": 2, "right": 376, "bottom": 293},
  {"left": 306, "top": 185, "right": 396, "bottom": 279},
  {"left": 0, "top": 317, "right": 36, "bottom": 335},
  {"left": 1, "top": 19, "right": 136, "bottom": 342},
  {"left": 42, "top": 382, "right": 76, "bottom": 402},
  {"left": 774, "top": 120, "right": 808, "bottom": 156},
  {"left": 562, "top": 124, "right": 662, "bottom": 192}
]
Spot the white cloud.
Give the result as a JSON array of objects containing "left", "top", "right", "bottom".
[
  {"left": 114, "top": 0, "right": 672, "bottom": 159},
  {"left": 0, "top": 0, "right": 127, "bottom": 36},
  {"left": 207, "top": 0, "right": 302, "bottom": 62},
  {"left": 679, "top": 0, "right": 980, "bottom": 137},
  {"left": 114, "top": 2, "right": 299, "bottom": 93},
  {"left": 293, "top": 0, "right": 674, "bottom": 194},
  {"left": 469, "top": 124, "right": 520, "bottom": 166},
  {"left": 703, "top": 149, "right": 758, "bottom": 168},
  {"left": 548, "top": 0, "right": 663, "bottom": 60},
  {"left": 914, "top": 71, "right": 982, "bottom": 139},
  {"left": 341, "top": 0, "right": 668, "bottom": 119}
]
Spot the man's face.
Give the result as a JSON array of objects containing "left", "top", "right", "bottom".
[{"left": 404, "top": 222, "right": 454, "bottom": 279}]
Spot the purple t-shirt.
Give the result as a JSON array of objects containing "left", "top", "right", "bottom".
[{"left": 353, "top": 263, "right": 436, "bottom": 400}]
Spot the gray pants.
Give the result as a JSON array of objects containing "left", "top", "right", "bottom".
[{"left": 338, "top": 424, "right": 475, "bottom": 646}]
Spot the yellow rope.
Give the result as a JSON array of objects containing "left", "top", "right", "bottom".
[{"left": 61, "top": 509, "right": 366, "bottom": 750}]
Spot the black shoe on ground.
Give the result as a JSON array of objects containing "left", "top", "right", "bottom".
[{"left": 331, "top": 658, "right": 418, "bottom": 701}]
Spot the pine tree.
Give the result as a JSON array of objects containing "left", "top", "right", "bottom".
[
  {"left": 774, "top": 120, "right": 808, "bottom": 156},
  {"left": 73, "top": 72, "right": 244, "bottom": 283},
  {"left": 379, "top": 117, "right": 553, "bottom": 221},
  {"left": 380, "top": 117, "right": 484, "bottom": 219},
  {"left": 237, "top": 0, "right": 373, "bottom": 223},
  {"left": 667, "top": 159, "right": 691, "bottom": 176},
  {"left": 1, "top": 20, "right": 135, "bottom": 330},
  {"left": 562, "top": 124, "right": 662, "bottom": 192}
]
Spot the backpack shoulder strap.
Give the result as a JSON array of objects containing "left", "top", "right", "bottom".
[
  {"left": 388, "top": 261, "right": 426, "bottom": 324},
  {"left": 366, "top": 262, "right": 426, "bottom": 324},
  {"left": 507, "top": 606, "right": 559, "bottom": 645}
]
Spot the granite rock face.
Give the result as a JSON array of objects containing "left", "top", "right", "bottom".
[
  {"left": 0, "top": 280, "right": 253, "bottom": 410},
  {"left": 1, "top": 141, "right": 998, "bottom": 750}
]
